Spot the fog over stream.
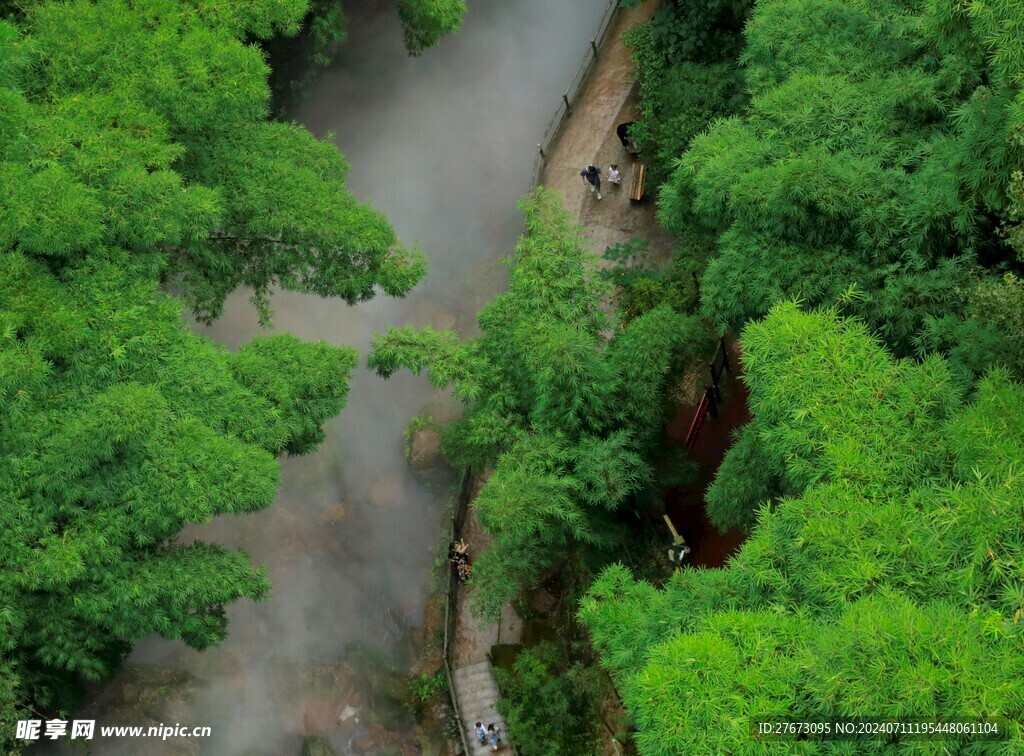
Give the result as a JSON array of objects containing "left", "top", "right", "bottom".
[{"left": 47, "top": 1, "right": 608, "bottom": 754}]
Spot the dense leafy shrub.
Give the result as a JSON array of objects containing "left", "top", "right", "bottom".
[
  {"left": 371, "top": 189, "right": 714, "bottom": 616},
  {"left": 494, "top": 642, "right": 603, "bottom": 756},
  {"left": 629, "top": 61, "right": 747, "bottom": 185},
  {"left": 626, "top": 0, "right": 751, "bottom": 67},
  {"left": 600, "top": 240, "right": 697, "bottom": 321},
  {"left": 623, "top": 0, "right": 750, "bottom": 183},
  {"left": 581, "top": 305, "right": 1024, "bottom": 753},
  {"left": 664, "top": 0, "right": 1024, "bottom": 374},
  {"left": 618, "top": 0, "right": 750, "bottom": 327},
  {"left": 703, "top": 423, "right": 782, "bottom": 532}
]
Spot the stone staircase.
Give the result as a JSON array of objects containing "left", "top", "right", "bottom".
[{"left": 451, "top": 660, "right": 510, "bottom": 754}]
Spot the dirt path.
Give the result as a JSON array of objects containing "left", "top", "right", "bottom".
[
  {"left": 539, "top": 1, "right": 676, "bottom": 263},
  {"left": 451, "top": 498, "right": 522, "bottom": 668}
]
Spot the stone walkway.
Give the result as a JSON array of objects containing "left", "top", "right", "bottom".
[
  {"left": 540, "top": 0, "right": 677, "bottom": 266},
  {"left": 447, "top": 5, "right": 668, "bottom": 755},
  {"left": 449, "top": 501, "right": 520, "bottom": 753},
  {"left": 452, "top": 661, "right": 508, "bottom": 755}
]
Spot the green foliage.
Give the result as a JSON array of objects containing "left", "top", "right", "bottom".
[
  {"left": 259, "top": 0, "right": 348, "bottom": 116},
  {"left": 623, "top": 0, "right": 750, "bottom": 184},
  {"left": 617, "top": 596, "right": 1024, "bottom": 755},
  {"left": 2, "top": 0, "right": 424, "bottom": 324},
  {"left": 620, "top": 0, "right": 750, "bottom": 323},
  {"left": 642, "top": 0, "right": 750, "bottom": 67},
  {"left": 0, "top": 0, "right": 387, "bottom": 743},
  {"left": 494, "top": 642, "right": 602, "bottom": 756},
  {"left": 600, "top": 239, "right": 696, "bottom": 321},
  {"left": 969, "top": 273, "right": 1024, "bottom": 339},
  {"left": 228, "top": 333, "right": 358, "bottom": 455},
  {"left": 659, "top": 0, "right": 1024, "bottom": 373},
  {"left": 1008, "top": 168, "right": 1024, "bottom": 258},
  {"left": 371, "top": 188, "right": 714, "bottom": 615},
  {"left": 407, "top": 669, "right": 447, "bottom": 709},
  {"left": 403, "top": 414, "right": 436, "bottom": 457},
  {"left": 916, "top": 271, "right": 1024, "bottom": 384},
  {"left": 704, "top": 423, "right": 782, "bottom": 533},
  {"left": 607, "top": 306, "right": 710, "bottom": 450},
  {"left": 581, "top": 305, "right": 1024, "bottom": 753},
  {"left": 398, "top": 0, "right": 466, "bottom": 56},
  {"left": 630, "top": 61, "right": 748, "bottom": 185},
  {"left": 0, "top": 252, "right": 358, "bottom": 745}
]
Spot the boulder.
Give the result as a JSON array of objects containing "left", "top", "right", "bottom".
[
  {"left": 367, "top": 472, "right": 405, "bottom": 509},
  {"left": 301, "top": 736, "right": 335, "bottom": 756},
  {"left": 407, "top": 427, "right": 447, "bottom": 479}
]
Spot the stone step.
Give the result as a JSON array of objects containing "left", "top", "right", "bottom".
[
  {"left": 457, "top": 678, "right": 490, "bottom": 688},
  {"left": 452, "top": 660, "right": 512, "bottom": 753},
  {"left": 460, "top": 682, "right": 498, "bottom": 697}
]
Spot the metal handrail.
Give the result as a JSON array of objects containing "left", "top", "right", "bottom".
[
  {"left": 441, "top": 469, "right": 473, "bottom": 755},
  {"left": 528, "top": 0, "right": 622, "bottom": 190},
  {"left": 685, "top": 389, "right": 710, "bottom": 449}
]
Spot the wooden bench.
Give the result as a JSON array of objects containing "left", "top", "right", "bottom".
[{"left": 629, "top": 163, "right": 647, "bottom": 201}]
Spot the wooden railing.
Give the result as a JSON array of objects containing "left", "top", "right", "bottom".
[
  {"left": 441, "top": 468, "right": 474, "bottom": 756},
  {"left": 685, "top": 337, "right": 732, "bottom": 449},
  {"left": 528, "top": 0, "right": 622, "bottom": 190},
  {"left": 685, "top": 387, "right": 713, "bottom": 449}
]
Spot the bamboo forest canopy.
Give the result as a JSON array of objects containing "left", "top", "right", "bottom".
[
  {"left": 636, "top": 0, "right": 1024, "bottom": 386},
  {"left": 580, "top": 304, "right": 1024, "bottom": 754},
  {"left": 581, "top": 0, "right": 1024, "bottom": 752},
  {"left": 0, "top": 0, "right": 421, "bottom": 744},
  {"left": 370, "top": 188, "right": 713, "bottom": 617},
  {"left": 0, "top": 0, "right": 426, "bottom": 323},
  {"left": 0, "top": 254, "right": 358, "bottom": 739}
]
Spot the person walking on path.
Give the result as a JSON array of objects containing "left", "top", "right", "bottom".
[
  {"left": 580, "top": 164, "right": 602, "bottom": 200},
  {"left": 486, "top": 723, "right": 502, "bottom": 750},
  {"left": 474, "top": 722, "right": 487, "bottom": 745},
  {"left": 607, "top": 164, "right": 622, "bottom": 186}
]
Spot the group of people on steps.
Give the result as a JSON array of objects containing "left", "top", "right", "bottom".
[{"left": 474, "top": 721, "right": 502, "bottom": 750}]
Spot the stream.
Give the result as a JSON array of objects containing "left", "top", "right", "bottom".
[{"left": 45, "top": 1, "right": 609, "bottom": 754}]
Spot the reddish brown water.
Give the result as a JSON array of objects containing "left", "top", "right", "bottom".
[{"left": 664, "top": 340, "right": 751, "bottom": 568}]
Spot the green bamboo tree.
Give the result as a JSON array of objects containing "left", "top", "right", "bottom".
[
  {"left": 0, "top": 252, "right": 358, "bottom": 743},
  {"left": 0, "top": 0, "right": 399, "bottom": 741},
  {"left": 580, "top": 304, "right": 1024, "bottom": 753},
  {"left": 657, "top": 0, "right": 1024, "bottom": 375},
  {"left": 2, "top": 0, "right": 425, "bottom": 323},
  {"left": 370, "top": 188, "right": 712, "bottom": 616}
]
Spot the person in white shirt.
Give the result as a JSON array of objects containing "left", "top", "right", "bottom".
[{"left": 607, "top": 164, "right": 622, "bottom": 186}]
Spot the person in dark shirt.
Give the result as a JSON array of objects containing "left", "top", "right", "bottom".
[
  {"left": 580, "top": 164, "right": 602, "bottom": 200},
  {"left": 616, "top": 121, "right": 637, "bottom": 152},
  {"left": 487, "top": 723, "right": 502, "bottom": 750}
]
